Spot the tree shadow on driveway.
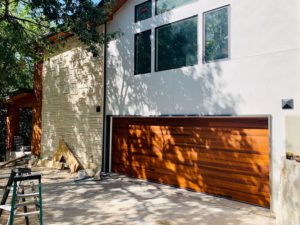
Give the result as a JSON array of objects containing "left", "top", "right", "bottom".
[{"left": 42, "top": 173, "right": 275, "bottom": 225}]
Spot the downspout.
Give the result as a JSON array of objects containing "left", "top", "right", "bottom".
[{"left": 101, "top": 22, "right": 108, "bottom": 172}]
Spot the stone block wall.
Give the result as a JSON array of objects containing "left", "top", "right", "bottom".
[
  {"left": 41, "top": 29, "right": 104, "bottom": 171},
  {"left": 277, "top": 160, "right": 300, "bottom": 225}
]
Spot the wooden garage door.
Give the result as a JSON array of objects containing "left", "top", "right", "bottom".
[{"left": 111, "top": 116, "right": 270, "bottom": 208}]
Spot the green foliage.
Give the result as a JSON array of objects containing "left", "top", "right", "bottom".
[
  {"left": 0, "top": 1, "right": 39, "bottom": 97},
  {"left": 0, "top": 0, "right": 118, "bottom": 98}
]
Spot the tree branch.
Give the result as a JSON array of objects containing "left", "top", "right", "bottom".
[
  {"left": 0, "top": 0, "right": 9, "bottom": 21},
  {"left": 8, "top": 15, "right": 50, "bottom": 29},
  {"left": 4, "top": 0, "right": 10, "bottom": 17}
]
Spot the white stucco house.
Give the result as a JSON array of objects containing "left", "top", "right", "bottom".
[
  {"left": 41, "top": 0, "right": 300, "bottom": 224},
  {"left": 105, "top": 0, "right": 300, "bottom": 222}
]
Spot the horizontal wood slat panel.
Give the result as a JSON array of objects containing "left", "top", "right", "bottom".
[
  {"left": 115, "top": 130, "right": 270, "bottom": 143},
  {"left": 112, "top": 117, "right": 269, "bottom": 129},
  {"left": 113, "top": 162, "right": 270, "bottom": 196},
  {"left": 112, "top": 144, "right": 270, "bottom": 161},
  {"left": 113, "top": 139, "right": 270, "bottom": 157},
  {"left": 113, "top": 165, "right": 270, "bottom": 207},
  {"left": 118, "top": 137, "right": 270, "bottom": 153},
  {"left": 111, "top": 116, "right": 270, "bottom": 208},
  {"left": 112, "top": 152, "right": 269, "bottom": 176},
  {"left": 112, "top": 158, "right": 270, "bottom": 188},
  {"left": 115, "top": 126, "right": 270, "bottom": 137}
]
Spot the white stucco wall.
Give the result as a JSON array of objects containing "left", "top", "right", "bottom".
[
  {"left": 286, "top": 116, "right": 300, "bottom": 156},
  {"left": 41, "top": 30, "right": 104, "bottom": 172},
  {"left": 106, "top": 0, "right": 300, "bottom": 214}
]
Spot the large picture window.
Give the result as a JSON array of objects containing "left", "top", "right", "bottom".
[
  {"left": 155, "top": 16, "right": 198, "bottom": 72},
  {"left": 135, "top": 0, "right": 152, "bottom": 22},
  {"left": 134, "top": 30, "right": 151, "bottom": 75},
  {"left": 204, "top": 6, "right": 229, "bottom": 62},
  {"left": 156, "top": 0, "right": 195, "bottom": 15}
]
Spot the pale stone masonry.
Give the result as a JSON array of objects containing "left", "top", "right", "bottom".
[
  {"left": 41, "top": 27, "right": 104, "bottom": 172},
  {"left": 277, "top": 161, "right": 300, "bottom": 225}
]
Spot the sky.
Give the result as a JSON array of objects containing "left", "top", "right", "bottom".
[{"left": 92, "top": 0, "right": 102, "bottom": 4}]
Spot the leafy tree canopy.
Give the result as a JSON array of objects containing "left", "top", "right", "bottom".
[{"left": 0, "top": 0, "right": 117, "bottom": 98}]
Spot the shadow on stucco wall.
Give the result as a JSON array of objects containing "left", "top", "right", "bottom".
[
  {"left": 106, "top": 8, "right": 270, "bottom": 210},
  {"left": 106, "top": 10, "right": 240, "bottom": 116}
]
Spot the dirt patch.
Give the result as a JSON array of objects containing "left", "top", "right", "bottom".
[{"left": 156, "top": 220, "right": 176, "bottom": 225}]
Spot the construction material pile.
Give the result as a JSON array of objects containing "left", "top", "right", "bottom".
[{"left": 35, "top": 139, "right": 82, "bottom": 173}]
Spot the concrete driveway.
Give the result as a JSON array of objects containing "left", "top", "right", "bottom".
[{"left": 38, "top": 169, "right": 276, "bottom": 225}]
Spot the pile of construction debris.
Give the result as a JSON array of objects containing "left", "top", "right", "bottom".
[
  {"left": 0, "top": 155, "right": 31, "bottom": 169},
  {"left": 33, "top": 139, "right": 81, "bottom": 173},
  {"left": 1, "top": 139, "right": 102, "bottom": 180}
]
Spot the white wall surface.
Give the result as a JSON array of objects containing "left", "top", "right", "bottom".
[
  {"left": 106, "top": 0, "right": 300, "bottom": 214},
  {"left": 286, "top": 116, "right": 300, "bottom": 156}
]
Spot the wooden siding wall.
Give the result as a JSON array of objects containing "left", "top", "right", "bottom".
[
  {"left": 5, "top": 92, "right": 37, "bottom": 153},
  {"left": 112, "top": 117, "right": 270, "bottom": 208},
  {"left": 6, "top": 107, "right": 20, "bottom": 151},
  {"left": 3, "top": 62, "right": 42, "bottom": 155},
  {"left": 32, "top": 62, "right": 43, "bottom": 156}
]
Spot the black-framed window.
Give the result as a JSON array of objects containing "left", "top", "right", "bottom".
[
  {"left": 134, "top": 30, "right": 152, "bottom": 75},
  {"left": 155, "top": 16, "right": 198, "bottom": 72},
  {"left": 155, "top": 0, "right": 195, "bottom": 15},
  {"left": 135, "top": 0, "right": 152, "bottom": 22},
  {"left": 204, "top": 6, "right": 229, "bottom": 62}
]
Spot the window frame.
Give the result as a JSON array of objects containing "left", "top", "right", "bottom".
[
  {"left": 134, "top": 29, "right": 152, "bottom": 75},
  {"left": 203, "top": 5, "right": 231, "bottom": 63},
  {"left": 135, "top": 0, "right": 152, "bottom": 23},
  {"left": 155, "top": 15, "right": 198, "bottom": 72}
]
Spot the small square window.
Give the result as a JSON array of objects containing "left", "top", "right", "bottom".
[
  {"left": 155, "top": 0, "right": 195, "bottom": 15},
  {"left": 155, "top": 16, "right": 198, "bottom": 72},
  {"left": 135, "top": 0, "right": 152, "bottom": 22},
  {"left": 204, "top": 6, "right": 230, "bottom": 62},
  {"left": 134, "top": 30, "right": 152, "bottom": 75}
]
